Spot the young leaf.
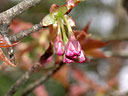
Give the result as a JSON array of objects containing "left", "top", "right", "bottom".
[
  {"left": 83, "top": 20, "right": 92, "bottom": 33},
  {"left": 80, "top": 38, "right": 108, "bottom": 51},
  {"left": 42, "top": 13, "right": 56, "bottom": 26}
]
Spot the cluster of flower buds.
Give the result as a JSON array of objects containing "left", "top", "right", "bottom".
[
  {"left": 53, "top": 15, "right": 87, "bottom": 63},
  {"left": 42, "top": 2, "right": 87, "bottom": 64}
]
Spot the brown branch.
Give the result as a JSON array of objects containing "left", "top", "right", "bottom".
[
  {"left": 0, "top": 0, "right": 41, "bottom": 65},
  {"left": 5, "top": 63, "right": 41, "bottom": 96},
  {"left": 22, "top": 62, "right": 65, "bottom": 96},
  {"left": 5, "top": 0, "right": 82, "bottom": 95},
  {"left": 9, "top": 22, "right": 43, "bottom": 42},
  {"left": 5, "top": 43, "right": 53, "bottom": 96},
  {"left": 0, "top": 0, "right": 41, "bottom": 25}
]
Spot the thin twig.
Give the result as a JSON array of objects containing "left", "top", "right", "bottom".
[
  {"left": 9, "top": 23, "right": 43, "bottom": 42},
  {"left": 5, "top": 43, "right": 53, "bottom": 96},
  {"left": 22, "top": 62, "right": 65, "bottom": 96},
  {"left": 5, "top": 63, "right": 41, "bottom": 96}
]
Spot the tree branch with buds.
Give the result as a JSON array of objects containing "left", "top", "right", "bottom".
[{"left": 2, "top": 0, "right": 86, "bottom": 96}]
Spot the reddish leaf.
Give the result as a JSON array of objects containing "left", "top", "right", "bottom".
[
  {"left": 75, "top": 33, "right": 108, "bottom": 58},
  {"left": 39, "top": 43, "right": 57, "bottom": 68},
  {"left": 0, "top": 35, "right": 11, "bottom": 48},
  {"left": 80, "top": 38, "right": 108, "bottom": 51},
  {"left": 0, "top": 34, "right": 18, "bottom": 48},
  {"left": 74, "top": 30, "right": 89, "bottom": 39},
  {"left": 74, "top": 21, "right": 108, "bottom": 58},
  {"left": 83, "top": 20, "right": 92, "bottom": 33},
  {"left": 39, "top": 44, "right": 53, "bottom": 65},
  {"left": 85, "top": 49, "right": 107, "bottom": 58},
  {"left": 74, "top": 20, "right": 91, "bottom": 39},
  {"left": 0, "top": 48, "right": 16, "bottom": 67}
]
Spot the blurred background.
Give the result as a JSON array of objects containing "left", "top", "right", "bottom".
[{"left": 0, "top": 0, "right": 128, "bottom": 96}]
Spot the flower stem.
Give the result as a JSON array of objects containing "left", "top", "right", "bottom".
[
  {"left": 57, "top": 20, "right": 61, "bottom": 35},
  {"left": 59, "top": 18, "right": 68, "bottom": 45},
  {"left": 63, "top": 15, "right": 74, "bottom": 36}
]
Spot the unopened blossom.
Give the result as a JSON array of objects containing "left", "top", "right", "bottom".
[
  {"left": 78, "top": 50, "right": 86, "bottom": 63},
  {"left": 54, "top": 34, "right": 64, "bottom": 56},
  {"left": 65, "top": 35, "right": 81, "bottom": 59}
]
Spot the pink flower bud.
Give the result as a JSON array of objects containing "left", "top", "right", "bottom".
[
  {"left": 63, "top": 55, "right": 74, "bottom": 63},
  {"left": 65, "top": 36, "right": 81, "bottom": 59},
  {"left": 78, "top": 50, "right": 86, "bottom": 63},
  {"left": 54, "top": 35, "right": 64, "bottom": 56}
]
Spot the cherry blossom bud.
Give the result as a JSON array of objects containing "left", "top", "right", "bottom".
[
  {"left": 63, "top": 55, "right": 74, "bottom": 63},
  {"left": 78, "top": 50, "right": 86, "bottom": 63},
  {"left": 54, "top": 34, "right": 64, "bottom": 56},
  {"left": 65, "top": 36, "right": 81, "bottom": 59}
]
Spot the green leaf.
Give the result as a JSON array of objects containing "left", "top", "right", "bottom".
[
  {"left": 42, "top": 6, "right": 68, "bottom": 26},
  {"left": 42, "top": 13, "right": 57, "bottom": 26},
  {"left": 56, "top": 6, "right": 68, "bottom": 18}
]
